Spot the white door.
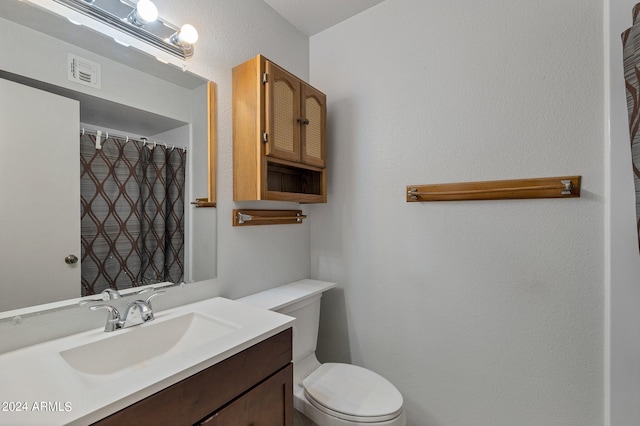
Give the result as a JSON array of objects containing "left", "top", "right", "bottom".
[{"left": 0, "top": 78, "right": 80, "bottom": 311}]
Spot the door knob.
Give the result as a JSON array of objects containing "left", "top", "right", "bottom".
[{"left": 65, "top": 254, "right": 79, "bottom": 264}]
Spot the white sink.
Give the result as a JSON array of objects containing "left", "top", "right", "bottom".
[
  {"left": 60, "top": 312, "right": 240, "bottom": 375},
  {"left": 0, "top": 296, "right": 294, "bottom": 426}
]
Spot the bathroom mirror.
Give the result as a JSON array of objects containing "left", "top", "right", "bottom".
[{"left": 0, "top": 0, "right": 217, "bottom": 315}]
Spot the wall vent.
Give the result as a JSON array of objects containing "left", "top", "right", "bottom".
[{"left": 68, "top": 54, "right": 101, "bottom": 89}]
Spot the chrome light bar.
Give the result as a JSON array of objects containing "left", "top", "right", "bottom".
[{"left": 50, "top": 0, "right": 196, "bottom": 60}]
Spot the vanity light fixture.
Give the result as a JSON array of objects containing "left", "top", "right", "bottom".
[
  {"left": 47, "top": 0, "right": 198, "bottom": 60},
  {"left": 126, "top": 0, "right": 158, "bottom": 27}
]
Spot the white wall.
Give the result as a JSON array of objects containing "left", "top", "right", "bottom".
[
  {"left": 309, "top": 1, "right": 605, "bottom": 425},
  {"left": 152, "top": 0, "right": 312, "bottom": 298},
  {"left": 607, "top": 1, "right": 640, "bottom": 425}
]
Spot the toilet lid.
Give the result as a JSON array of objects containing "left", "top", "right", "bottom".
[{"left": 303, "top": 363, "right": 403, "bottom": 422}]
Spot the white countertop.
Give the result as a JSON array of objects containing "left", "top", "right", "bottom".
[{"left": 0, "top": 297, "right": 294, "bottom": 425}]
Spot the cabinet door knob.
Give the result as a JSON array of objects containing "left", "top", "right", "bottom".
[
  {"left": 297, "top": 117, "right": 309, "bottom": 125},
  {"left": 65, "top": 254, "right": 79, "bottom": 264}
]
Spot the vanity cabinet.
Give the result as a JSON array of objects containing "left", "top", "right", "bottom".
[
  {"left": 93, "top": 328, "right": 293, "bottom": 426},
  {"left": 233, "top": 54, "right": 327, "bottom": 203},
  {"left": 199, "top": 365, "right": 292, "bottom": 425}
]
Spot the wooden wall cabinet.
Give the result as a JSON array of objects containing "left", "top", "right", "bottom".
[
  {"left": 233, "top": 55, "right": 327, "bottom": 203},
  {"left": 94, "top": 329, "right": 293, "bottom": 426}
]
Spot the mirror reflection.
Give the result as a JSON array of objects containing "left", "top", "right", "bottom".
[{"left": 0, "top": 0, "right": 216, "bottom": 314}]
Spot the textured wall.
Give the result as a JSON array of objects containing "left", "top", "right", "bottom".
[
  {"left": 608, "top": 1, "right": 640, "bottom": 425},
  {"left": 309, "top": 0, "right": 604, "bottom": 424}
]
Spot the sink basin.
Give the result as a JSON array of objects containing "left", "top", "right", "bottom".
[
  {"left": 0, "top": 296, "right": 294, "bottom": 425},
  {"left": 60, "top": 313, "right": 240, "bottom": 375}
]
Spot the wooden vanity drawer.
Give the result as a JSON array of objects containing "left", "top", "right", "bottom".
[
  {"left": 199, "top": 363, "right": 293, "bottom": 425},
  {"left": 94, "top": 328, "right": 292, "bottom": 426}
]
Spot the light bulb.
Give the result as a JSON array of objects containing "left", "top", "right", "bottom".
[
  {"left": 128, "top": 0, "right": 158, "bottom": 26},
  {"left": 170, "top": 24, "right": 199, "bottom": 46},
  {"left": 136, "top": 0, "right": 158, "bottom": 23},
  {"left": 177, "top": 24, "right": 198, "bottom": 44}
]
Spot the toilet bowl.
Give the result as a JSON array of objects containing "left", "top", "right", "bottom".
[{"left": 237, "top": 280, "right": 406, "bottom": 426}]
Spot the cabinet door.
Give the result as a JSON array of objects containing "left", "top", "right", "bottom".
[
  {"left": 300, "top": 83, "right": 326, "bottom": 168},
  {"left": 265, "top": 61, "right": 301, "bottom": 163},
  {"left": 200, "top": 364, "right": 293, "bottom": 426}
]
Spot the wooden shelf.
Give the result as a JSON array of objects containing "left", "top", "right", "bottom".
[{"left": 406, "top": 176, "right": 581, "bottom": 202}]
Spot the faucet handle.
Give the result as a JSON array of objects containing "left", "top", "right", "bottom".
[
  {"left": 90, "top": 304, "right": 122, "bottom": 332},
  {"left": 134, "top": 287, "right": 155, "bottom": 295},
  {"left": 128, "top": 291, "right": 166, "bottom": 325},
  {"left": 145, "top": 290, "right": 166, "bottom": 307},
  {"left": 78, "top": 298, "right": 101, "bottom": 306},
  {"left": 78, "top": 288, "right": 121, "bottom": 306},
  {"left": 101, "top": 288, "right": 122, "bottom": 300}
]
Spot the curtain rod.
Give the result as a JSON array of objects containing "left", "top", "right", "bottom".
[{"left": 80, "top": 126, "right": 187, "bottom": 152}]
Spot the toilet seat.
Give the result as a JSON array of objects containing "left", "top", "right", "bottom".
[{"left": 302, "top": 363, "right": 403, "bottom": 423}]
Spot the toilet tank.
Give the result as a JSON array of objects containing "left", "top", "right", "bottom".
[
  {"left": 236, "top": 280, "right": 336, "bottom": 363},
  {"left": 280, "top": 294, "right": 321, "bottom": 363}
]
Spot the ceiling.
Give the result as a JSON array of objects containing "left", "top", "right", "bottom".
[{"left": 263, "top": 0, "right": 386, "bottom": 36}]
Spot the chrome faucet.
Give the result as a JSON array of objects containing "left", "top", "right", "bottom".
[
  {"left": 90, "top": 291, "right": 166, "bottom": 332},
  {"left": 101, "top": 288, "right": 122, "bottom": 300},
  {"left": 79, "top": 286, "right": 160, "bottom": 306}
]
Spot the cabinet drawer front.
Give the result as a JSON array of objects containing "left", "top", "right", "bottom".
[
  {"left": 200, "top": 363, "right": 293, "bottom": 426},
  {"left": 94, "top": 328, "right": 292, "bottom": 426}
]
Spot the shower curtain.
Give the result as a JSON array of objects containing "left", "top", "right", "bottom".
[
  {"left": 80, "top": 133, "right": 186, "bottom": 296},
  {"left": 622, "top": 4, "right": 640, "bottom": 251}
]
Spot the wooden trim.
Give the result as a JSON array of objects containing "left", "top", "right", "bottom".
[
  {"left": 406, "top": 176, "right": 581, "bottom": 202},
  {"left": 233, "top": 209, "right": 306, "bottom": 226},
  {"left": 266, "top": 190, "right": 325, "bottom": 204},
  {"left": 233, "top": 56, "right": 263, "bottom": 201},
  {"left": 267, "top": 156, "right": 325, "bottom": 173},
  {"left": 207, "top": 81, "right": 217, "bottom": 205},
  {"left": 191, "top": 82, "right": 218, "bottom": 208},
  {"left": 258, "top": 56, "right": 268, "bottom": 200},
  {"left": 320, "top": 167, "right": 328, "bottom": 203}
]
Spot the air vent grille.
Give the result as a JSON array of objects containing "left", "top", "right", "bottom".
[{"left": 68, "top": 54, "right": 101, "bottom": 89}]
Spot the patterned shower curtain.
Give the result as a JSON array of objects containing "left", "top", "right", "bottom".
[
  {"left": 622, "top": 4, "right": 640, "bottom": 251},
  {"left": 80, "top": 133, "right": 186, "bottom": 296}
]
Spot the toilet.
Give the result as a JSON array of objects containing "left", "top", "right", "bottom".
[{"left": 237, "top": 280, "right": 406, "bottom": 426}]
